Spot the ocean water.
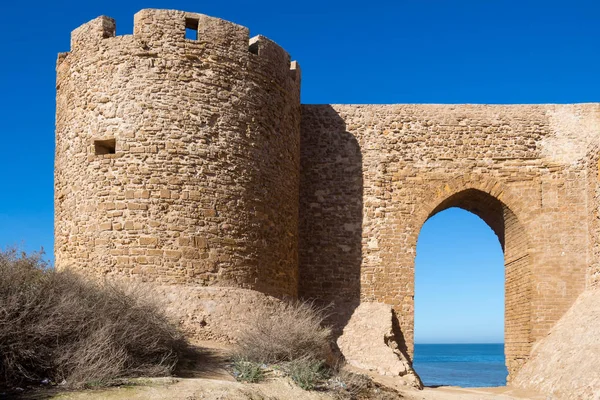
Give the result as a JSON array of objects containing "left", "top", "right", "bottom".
[{"left": 412, "top": 343, "right": 508, "bottom": 387}]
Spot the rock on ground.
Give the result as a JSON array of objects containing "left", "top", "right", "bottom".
[{"left": 336, "top": 302, "right": 423, "bottom": 388}]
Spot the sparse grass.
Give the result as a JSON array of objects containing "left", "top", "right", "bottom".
[
  {"left": 231, "top": 358, "right": 265, "bottom": 383},
  {"left": 284, "top": 357, "right": 329, "bottom": 390},
  {"left": 328, "top": 368, "right": 371, "bottom": 399},
  {"left": 327, "top": 367, "right": 403, "bottom": 400},
  {"left": 0, "top": 249, "right": 188, "bottom": 390}
]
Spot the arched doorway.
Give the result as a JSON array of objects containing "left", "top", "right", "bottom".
[
  {"left": 414, "top": 207, "right": 505, "bottom": 386},
  {"left": 414, "top": 189, "right": 532, "bottom": 382}
]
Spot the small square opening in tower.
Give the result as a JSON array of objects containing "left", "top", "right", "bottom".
[
  {"left": 185, "top": 18, "right": 199, "bottom": 40},
  {"left": 94, "top": 139, "right": 116, "bottom": 155},
  {"left": 248, "top": 40, "right": 259, "bottom": 55}
]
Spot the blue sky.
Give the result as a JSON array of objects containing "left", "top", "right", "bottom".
[{"left": 0, "top": 0, "right": 598, "bottom": 343}]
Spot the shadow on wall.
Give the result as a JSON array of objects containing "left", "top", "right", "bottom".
[
  {"left": 298, "top": 105, "right": 364, "bottom": 337},
  {"left": 391, "top": 309, "right": 410, "bottom": 358}
]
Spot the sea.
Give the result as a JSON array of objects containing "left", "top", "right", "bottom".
[{"left": 412, "top": 343, "right": 508, "bottom": 387}]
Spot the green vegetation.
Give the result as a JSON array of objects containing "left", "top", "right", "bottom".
[
  {"left": 231, "top": 358, "right": 265, "bottom": 383},
  {"left": 283, "top": 357, "right": 328, "bottom": 390}
]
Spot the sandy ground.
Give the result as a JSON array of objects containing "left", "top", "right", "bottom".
[
  {"left": 22, "top": 341, "right": 546, "bottom": 400},
  {"left": 351, "top": 365, "right": 546, "bottom": 400},
  {"left": 46, "top": 379, "right": 548, "bottom": 400},
  {"left": 39, "top": 379, "right": 547, "bottom": 400},
  {"left": 403, "top": 386, "right": 547, "bottom": 400}
]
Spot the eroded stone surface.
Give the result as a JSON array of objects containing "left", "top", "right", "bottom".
[
  {"left": 513, "top": 288, "right": 600, "bottom": 400},
  {"left": 337, "top": 302, "right": 422, "bottom": 388},
  {"left": 152, "top": 285, "right": 284, "bottom": 343}
]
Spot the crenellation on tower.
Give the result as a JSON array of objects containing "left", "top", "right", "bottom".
[
  {"left": 132, "top": 9, "right": 187, "bottom": 43},
  {"left": 192, "top": 13, "right": 249, "bottom": 52},
  {"left": 248, "top": 35, "right": 295, "bottom": 83},
  {"left": 56, "top": 52, "right": 69, "bottom": 68},
  {"left": 290, "top": 60, "right": 301, "bottom": 82},
  {"left": 70, "top": 15, "right": 116, "bottom": 50},
  {"left": 63, "top": 9, "right": 301, "bottom": 89}
]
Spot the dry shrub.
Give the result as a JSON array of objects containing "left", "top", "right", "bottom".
[
  {"left": 328, "top": 367, "right": 403, "bottom": 400},
  {"left": 0, "top": 249, "right": 187, "bottom": 389},
  {"left": 235, "top": 300, "right": 332, "bottom": 365}
]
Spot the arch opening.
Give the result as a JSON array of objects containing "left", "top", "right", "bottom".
[{"left": 413, "top": 189, "right": 532, "bottom": 385}]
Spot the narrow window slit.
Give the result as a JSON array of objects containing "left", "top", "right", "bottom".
[
  {"left": 94, "top": 139, "right": 116, "bottom": 155},
  {"left": 185, "top": 18, "right": 199, "bottom": 40}
]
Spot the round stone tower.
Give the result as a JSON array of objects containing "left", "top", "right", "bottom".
[{"left": 55, "top": 9, "right": 301, "bottom": 297}]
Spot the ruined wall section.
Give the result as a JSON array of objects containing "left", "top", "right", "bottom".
[
  {"left": 299, "top": 104, "right": 594, "bottom": 376},
  {"left": 55, "top": 9, "right": 301, "bottom": 297},
  {"left": 513, "top": 288, "right": 600, "bottom": 399}
]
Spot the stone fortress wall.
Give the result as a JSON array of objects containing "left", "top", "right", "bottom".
[
  {"left": 55, "top": 8, "right": 600, "bottom": 392},
  {"left": 299, "top": 104, "right": 600, "bottom": 379}
]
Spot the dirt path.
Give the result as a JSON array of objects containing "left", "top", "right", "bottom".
[{"left": 51, "top": 377, "right": 333, "bottom": 400}]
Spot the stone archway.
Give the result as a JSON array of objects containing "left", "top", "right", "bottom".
[
  {"left": 414, "top": 187, "right": 533, "bottom": 379},
  {"left": 298, "top": 104, "right": 594, "bottom": 395}
]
